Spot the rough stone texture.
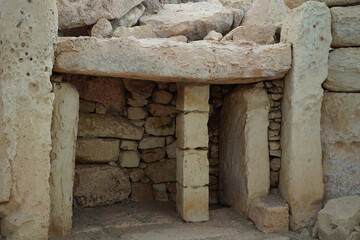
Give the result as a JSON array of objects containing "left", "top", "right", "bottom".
[
  {"left": 176, "top": 113, "right": 209, "bottom": 149},
  {"left": 113, "top": 25, "right": 158, "bottom": 39},
  {"left": 54, "top": 37, "right": 292, "bottom": 84},
  {"left": 279, "top": 2, "right": 331, "bottom": 230},
  {"left": 177, "top": 85, "right": 210, "bottom": 112},
  {"left": 123, "top": 79, "right": 156, "bottom": 102},
  {"left": 144, "top": 159, "right": 176, "bottom": 183},
  {"left": 76, "top": 138, "right": 119, "bottom": 164},
  {"left": 139, "top": 136, "right": 166, "bottom": 149},
  {"left": 145, "top": 117, "right": 175, "bottom": 136},
  {"left": 204, "top": 30, "right": 223, "bottom": 41},
  {"left": 219, "top": 0, "right": 253, "bottom": 10},
  {"left": 241, "top": 0, "right": 290, "bottom": 26},
  {"left": 231, "top": 23, "right": 278, "bottom": 44},
  {"left": 141, "top": 148, "right": 167, "bottom": 163},
  {"left": 0, "top": 1, "right": 57, "bottom": 239},
  {"left": 324, "top": 48, "right": 360, "bottom": 92},
  {"left": 132, "top": 183, "right": 154, "bottom": 202},
  {"left": 148, "top": 103, "right": 176, "bottom": 116},
  {"left": 153, "top": 183, "right": 168, "bottom": 201},
  {"left": 119, "top": 151, "right": 141, "bottom": 168},
  {"left": 111, "top": 4, "right": 145, "bottom": 28},
  {"left": 91, "top": 18, "right": 113, "bottom": 38},
  {"left": 139, "top": 0, "right": 233, "bottom": 40},
  {"left": 331, "top": 5, "right": 360, "bottom": 47},
  {"left": 321, "top": 93, "right": 360, "bottom": 200},
  {"left": 120, "top": 140, "right": 138, "bottom": 150},
  {"left": 78, "top": 113, "right": 144, "bottom": 140},
  {"left": 248, "top": 193, "right": 289, "bottom": 233},
  {"left": 317, "top": 195, "right": 360, "bottom": 240},
  {"left": 57, "top": 0, "right": 143, "bottom": 29},
  {"left": 285, "top": 0, "right": 360, "bottom": 8},
  {"left": 219, "top": 86, "right": 270, "bottom": 217},
  {"left": 73, "top": 165, "right": 131, "bottom": 207},
  {"left": 152, "top": 90, "right": 173, "bottom": 104},
  {"left": 169, "top": 35, "right": 188, "bottom": 43},
  {"left": 128, "top": 107, "right": 149, "bottom": 120},
  {"left": 49, "top": 83, "right": 79, "bottom": 237}
]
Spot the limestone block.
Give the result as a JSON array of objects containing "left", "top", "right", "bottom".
[
  {"left": 248, "top": 193, "right": 289, "bottom": 233},
  {"left": 128, "top": 107, "right": 149, "bottom": 120},
  {"left": 152, "top": 90, "right": 173, "bottom": 104},
  {"left": 111, "top": 4, "right": 145, "bottom": 28},
  {"left": 145, "top": 117, "right": 175, "bottom": 136},
  {"left": 177, "top": 85, "right": 209, "bottom": 112},
  {"left": 139, "top": 1, "right": 233, "bottom": 40},
  {"left": 219, "top": 0, "right": 253, "bottom": 10},
  {"left": 166, "top": 141, "right": 177, "bottom": 159},
  {"left": 331, "top": 6, "right": 360, "bottom": 47},
  {"left": 279, "top": 1, "right": 331, "bottom": 230},
  {"left": 139, "top": 136, "right": 166, "bottom": 149},
  {"left": 49, "top": 83, "right": 79, "bottom": 237},
  {"left": 119, "top": 151, "right": 140, "bottom": 168},
  {"left": 317, "top": 195, "right": 360, "bottom": 240},
  {"left": 91, "top": 18, "right": 113, "bottom": 38},
  {"left": 176, "top": 149, "right": 209, "bottom": 187},
  {"left": 76, "top": 138, "right": 119, "bottom": 164},
  {"left": 324, "top": 48, "right": 360, "bottom": 92},
  {"left": 57, "top": 0, "right": 143, "bottom": 29},
  {"left": 204, "top": 30, "right": 223, "bottom": 41},
  {"left": 321, "top": 92, "right": 360, "bottom": 200},
  {"left": 141, "top": 148, "right": 166, "bottom": 163},
  {"left": 169, "top": 35, "right": 188, "bottom": 43},
  {"left": 153, "top": 183, "right": 169, "bottom": 201},
  {"left": 176, "top": 185, "right": 209, "bottom": 222},
  {"left": 120, "top": 140, "right": 138, "bottom": 151},
  {"left": 54, "top": 37, "right": 291, "bottom": 84},
  {"left": 73, "top": 165, "right": 131, "bottom": 207},
  {"left": 123, "top": 79, "right": 156, "bottom": 102},
  {"left": 231, "top": 23, "right": 278, "bottom": 44},
  {"left": 144, "top": 159, "right": 176, "bottom": 183},
  {"left": 148, "top": 103, "right": 176, "bottom": 116},
  {"left": 113, "top": 26, "right": 158, "bottom": 39},
  {"left": 219, "top": 86, "right": 270, "bottom": 217},
  {"left": 0, "top": 0, "right": 57, "bottom": 238},
  {"left": 285, "top": 0, "right": 360, "bottom": 8},
  {"left": 176, "top": 112, "right": 209, "bottom": 149},
  {"left": 78, "top": 113, "right": 144, "bottom": 140},
  {"left": 132, "top": 183, "right": 154, "bottom": 202}
]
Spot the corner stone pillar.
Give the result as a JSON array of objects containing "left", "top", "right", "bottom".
[
  {"left": 176, "top": 84, "right": 209, "bottom": 222},
  {"left": 0, "top": 0, "right": 57, "bottom": 239},
  {"left": 279, "top": 1, "right": 331, "bottom": 230}
]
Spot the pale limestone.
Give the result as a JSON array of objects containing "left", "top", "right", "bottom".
[
  {"left": 139, "top": 136, "right": 166, "bottom": 149},
  {"left": 145, "top": 117, "right": 175, "bottom": 136},
  {"left": 176, "top": 85, "right": 210, "bottom": 112},
  {"left": 324, "top": 48, "right": 360, "bottom": 92},
  {"left": 279, "top": 1, "right": 331, "bottom": 230},
  {"left": 119, "top": 151, "right": 140, "bottom": 168},
  {"left": 168, "top": 35, "right": 188, "bottom": 43},
  {"left": 111, "top": 4, "right": 145, "bottom": 28},
  {"left": 54, "top": 37, "right": 291, "bottom": 84},
  {"left": 232, "top": 23, "right": 278, "bottom": 44},
  {"left": 120, "top": 140, "right": 138, "bottom": 151},
  {"left": 219, "top": 86, "right": 269, "bottom": 217},
  {"left": 219, "top": 0, "right": 253, "bottom": 9},
  {"left": 49, "top": 83, "right": 79, "bottom": 237},
  {"left": 285, "top": 0, "right": 360, "bottom": 8},
  {"left": 203, "top": 30, "right": 223, "bottom": 41},
  {"left": 76, "top": 138, "right": 119, "bottom": 164},
  {"left": 91, "top": 18, "right": 113, "bottom": 38},
  {"left": 144, "top": 159, "right": 176, "bottom": 183},
  {"left": 113, "top": 26, "right": 157, "bottom": 39},
  {"left": 176, "top": 113, "right": 209, "bottom": 149},
  {"left": 128, "top": 107, "right": 149, "bottom": 120}
]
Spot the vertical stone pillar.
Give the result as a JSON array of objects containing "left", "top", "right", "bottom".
[
  {"left": 49, "top": 81, "right": 79, "bottom": 237},
  {"left": 279, "top": 1, "right": 331, "bottom": 230},
  {"left": 0, "top": 0, "right": 57, "bottom": 239},
  {"left": 176, "top": 84, "right": 209, "bottom": 222}
]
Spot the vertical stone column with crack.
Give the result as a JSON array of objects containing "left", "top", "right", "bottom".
[
  {"left": 176, "top": 84, "right": 210, "bottom": 222},
  {"left": 279, "top": 1, "right": 331, "bottom": 230},
  {"left": 0, "top": 0, "right": 57, "bottom": 238}
]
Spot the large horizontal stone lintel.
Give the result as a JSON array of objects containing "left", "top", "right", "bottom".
[{"left": 54, "top": 37, "right": 291, "bottom": 84}]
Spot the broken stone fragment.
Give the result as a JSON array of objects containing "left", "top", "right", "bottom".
[
  {"left": 113, "top": 26, "right": 158, "bottom": 39},
  {"left": 147, "top": 103, "right": 176, "bottom": 116},
  {"left": 76, "top": 138, "right": 120, "bottom": 164},
  {"left": 285, "top": 0, "right": 360, "bottom": 8},
  {"left": 123, "top": 79, "right": 156, "bottom": 102},
  {"left": 231, "top": 23, "right": 278, "bottom": 44},
  {"left": 203, "top": 30, "right": 223, "bottom": 41},
  {"left": 91, "top": 18, "right": 113, "bottom": 38},
  {"left": 127, "top": 107, "right": 149, "bottom": 120},
  {"left": 119, "top": 151, "right": 140, "bottom": 168},
  {"left": 168, "top": 35, "right": 188, "bottom": 42},
  {"left": 141, "top": 148, "right": 167, "bottom": 163},
  {"left": 139, "top": 136, "right": 166, "bottom": 149},
  {"left": 111, "top": 4, "right": 146, "bottom": 29},
  {"left": 145, "top": 117, "right": 175, "bottom": 136}
]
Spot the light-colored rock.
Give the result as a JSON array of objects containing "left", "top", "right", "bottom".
[
  {"left": 57, "top": 0, "right": 143, "bottom": 29},
  {"left": 231, "top": 23, "right": 278, "bottom": 44},
  {"left": 204, "top": 30, "right": 223, "bottom": 41},
  {"left": 177, "top": 85, "right": 210, "bottom": 112},
  {"left": 111, "top": 4, "right": 145, "bottom": 28},
  {"left": 219, "top": 0, "right": 253, "bottom": 10},
  {"left": 113, "top": 26, "right": 158, "bottom": 39},
  {"left": 153, "top": 183, "right": 168, "bottom": 201},
  {"left": 131, "top": 183, "right": 154, "bottom": 202},
  {"left": 120, "top": 140, "right": 138, "bottom": 151},
  {"left": 347, "top": 231, "right": 360, "bottom": 240},
  {"left": 49, "top": 83, "right": 79, "bottom": 237},
  {"left": 317, "top": 195, "right": 360, "bottom": 240},
  {"left": 279, "top": 2, "right": 331, "bottom": 230},
  {"left": 76, "top": 138, "right": 120, "bottom": 164},
  {"left": 91, "top": 18, "right": 113, "bottom": 38},
  {"left": 232, "top": 8, "right": 245, "bottom": 28},
  {"left": 152, "top": 90, "right": 173, "bottom": 104},
  {"left": 119, "top": 151, "right": 140, "bottom": 168},
  {"left": 176, "top": 112, "right": 209, "bottom": 149},
  {"left": 73, "top": 165, "right": 131, "bottom": 207},
  {"left": 128, "top": 107, "right": 149, "bottom": 120},
  {"left": 176, "top": 184, "right": 209, "bottom": 222},
  {"left": 141, "top": 148, "right": 166, "bottom": 163},
  {"left": 145, "top": 117, "right": 175, "bottom": 136},
  {"left": 331, "top": 5, "right": 360, "bottom": 47},
  {"left": 0, "top": 1, "right": 57, "bottom": 238},
  {"left": 285, "top": 0, "right": 360, "bottom": 8},
  {"left": 144, "top": 159, "right": 176, "bottom": 183},
  {"left": 148, "top": 103, "right": 176, "bottom": 116},
  {"left": 321, "top": 93, "right": 360, "bottom": 200},
  {"left": 219, "top": 86, "right": 270, "bottom": 217},
  {"left": 248, "top": 193, "right": 289, "bottom": 233},
  {"left": 78, "top": 113, "right": 144, "bottom": 140},
  {"left": 139, "top": 136, "right": 166, "bottom": 149},
  {"left": 139, "top": 1, "right": 233, "bottom": 40},
  {"left": 54, "top": 37, "right": 291, "bottom": 84},
  {"left": 123, "top": 79, "right": 156, "bottom": 102},
  {"left": 143, "top": 0, "right": 163, "bottom": 14},
  {"left": 169, "top": 35, "right": 188, "bottom": 43},
  {"left": 241, "top": 0, "right": 290, "bottom": 26},
  {"left": 324, "top": 48, "right": 360, "bottom": 92}
]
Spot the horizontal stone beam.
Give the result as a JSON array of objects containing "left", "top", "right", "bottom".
[{"left": 54, "top": 37, "right": 291, "bottom": 84}]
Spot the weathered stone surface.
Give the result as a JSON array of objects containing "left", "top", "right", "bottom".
[
  {"left": 139, "top": 1, "right": 233, "bottom": 40},
  {"left": 78, "top": 113, "right": 144, "bottom": 140},
  {"left": 111, "top": 4, "right": 145, "bottom": 28},
  {"left": 131, "top": 183, "right": 154, "bottom": 202},
  {"left": 204, "top": 30, "right": 223, "bottom": 41},
  {"left": 145, "top": 117, "right": 175, "bottom": 136},
  {"left": 176, "top": 185, "right": 209, "bottom": 222},
  {"left": 153, "top": 183, "right": 168, "bottom": 201},
  {"left": 270, "top": 158, "right": 281, "bottom": 172},
  {"left": 176, "top": 113, "right": 209, "bottom": 149},
  {"left": 141, "top": 148, "right": 166, "bottom": 163},
  {"left": 169, "top": 35, "right": 188, "bottom": 43},
  {"left": 120, "top": 140, "right": 138, "bottom": 151},
  {"left": 219, "top": 86, "right": 269, "bottom": 217},
  {"left": 324, "top": 48, "right": 360, "bottom": 92},
  {"left": 317, "top": 195, "right": 360, "bottom": 240},
  {"left": 321, "top": 92, "right": 360, "bottom": 200},
  {"left": 119, "top": 151, "right": 140, "bottom": 168},
  {"left": 279, "top": 2, "right": 331, "bottom": 230},
  {"left": 152, "top": 90, "right": 173, "bottom": 104},
  {"left": 113, "top": 26, "right": 157, "bottom": 39},
  {"left": 248, "top": 193, "right": 289, "bottom": 233},
  {"left": 148, "top": 103, "right": 176, "bottom": 116},
  {"left": 331, "top": 5, "right": 360, "bottom": 47},
  {"left": 166, "top": 141, "right": 177, "bottom": 159},
  {"left": 241, "top": 0, "right": 290, "bottom": 26},
  {"left": 76, "top": 138, "right": 119, "bottom": 164},
  {"left": 231, "top": 23, "right": 278, "bottom": 44},
  {"left": 143, "top": 0, "right": 163, "bottom": 14},
  {"left": 79, "top": 99, "right": 95, "bottom": 113},
  {"left": 129, "top": 169, "right": 145, "bottom": 182},
  {"left": 144, "top": 159, "right": 176, "bottom": 183},
  {"left": 68, "top": 75, "right": 125, "bottom": 112},
  {"left": 123, "top": 79, "right": 156, "bottom": 102},
  {"left": 54, "top": 37, "right": 291, "bottom": 84},
  {"left": 0, "top": 1, "right": 57, "bottom": 238},
  {"left": 128, "top": 107, "right": 149, "bottom": 120},
  {"left": 91, "top": 18, "right": 113, "bottom": 38},
  {"left": 49, "top": 83, "right": 79, "bottom": 237},
  {"left": 139, "top": 136, "right": 166, "bottom": 149},
  {"left": 57, "top": 0, "right": 143, "bottom": 29},
  {"left": 177, "top": 85, "right": 210, "bottom": 112},
  {"left": 73, "top": 165, "right": 131, "bottom": 207},
  {"left": 232, "top": 8, "right": 245, "bottom": 28},
  {"left": 285, "top": 0, "right": 360, "bottom": 8},
  {"left": 219, "top": 0, "right": 253, "bottom": 10}
]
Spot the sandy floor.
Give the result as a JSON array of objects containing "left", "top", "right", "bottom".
[{"left": 50, "top": 201, "right": 315, "bottom": 240}]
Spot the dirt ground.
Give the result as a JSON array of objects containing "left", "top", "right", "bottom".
[{"left": 50, "top": 201, "right": 315, "bottom": 240}]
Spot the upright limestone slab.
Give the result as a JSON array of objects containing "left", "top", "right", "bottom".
[
  {"left": 49, "top": 83, "right": 79, "bottom": 237},
  {"left": 0, "top": 0, "right": 57, "bottom": 238},
  {"left": 279, "top": 2, "right": 331, "bottom": 230},
  {"left": 219, "top": 86, "right": 270, "bottom": 217}
]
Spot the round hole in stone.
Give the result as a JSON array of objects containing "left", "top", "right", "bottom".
[
  {"left": 10, "top": 48, "right": 15, "bottom": 53},
  {"left": 320, "top": 36, "right": 324, "bottom": 41},
  {"left": 45, "top": 66, "right": 48, "bottom": 72},
  {"left": 27, "top": 0, "right": 32, "bottom": 3},
  {"left": 19, "top": 58, "right": 24, "bottom": 63},
  {"left": 21, "top": 42, "right": 25, "bottom": 47},
  {"left": 26, "top": 72, "right": 30, "bottom": 77},
  {"left": 313, "top": 25, "right": 316, "bottom": 28},
  {"left": 30, "top": 57, "right": 33, "bottom": 61},
  {"left": 25, "top": 52, "right": 28, "bottom": 56}
]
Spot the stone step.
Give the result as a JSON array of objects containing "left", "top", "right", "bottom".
[{"left": 54, "top": 37, "right": 291, "bottom": 84}]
